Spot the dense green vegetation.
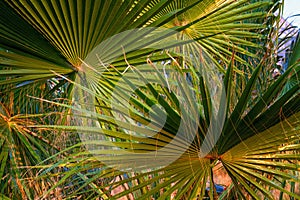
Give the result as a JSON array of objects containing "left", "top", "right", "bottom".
[{"left": 0, "top": 0, "right": 299, "bottom": 199}]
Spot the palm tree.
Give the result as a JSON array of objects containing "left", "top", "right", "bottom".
[{"left": 0, "top": 0, "right": 299, "bottom": 199}]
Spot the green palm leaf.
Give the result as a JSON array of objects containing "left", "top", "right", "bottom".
[{"left": 2, "top": 0, "right": 299, "bottom": 199}]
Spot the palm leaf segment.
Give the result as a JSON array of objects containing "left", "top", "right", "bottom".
[
  {"left": 57, "top": 47, "right": 299, "bottom": 199},
  {"left": 1, "top": 0, "right": 271, "bottom": 82}
]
